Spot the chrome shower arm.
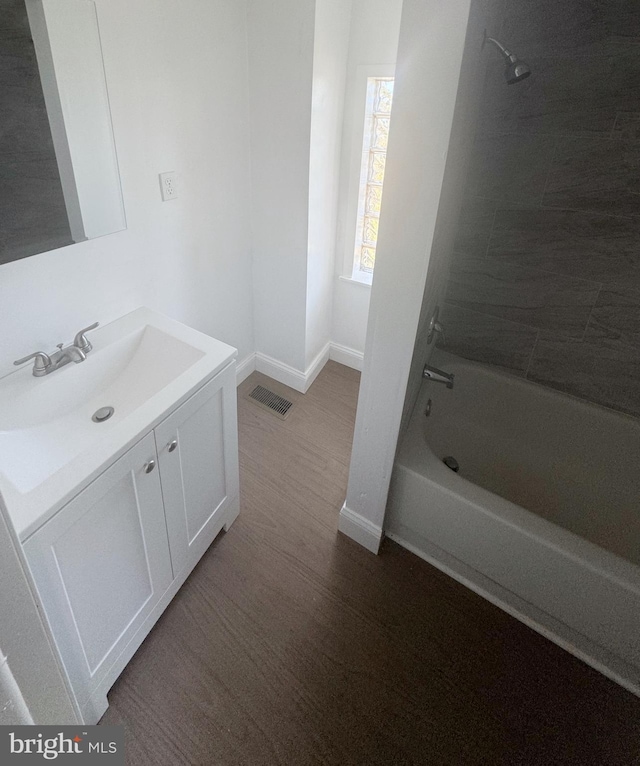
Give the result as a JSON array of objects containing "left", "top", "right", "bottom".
[{"left": 485, "top": 35, "right": 515, "bottom": 62}]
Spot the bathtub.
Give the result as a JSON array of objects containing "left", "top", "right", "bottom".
[{"left": 386, "top": 350, "right": 640, "bottom": 694}]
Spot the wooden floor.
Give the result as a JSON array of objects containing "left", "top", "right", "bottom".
[{"left": 102, "top": 362, "right": 640, "bottom": 765}]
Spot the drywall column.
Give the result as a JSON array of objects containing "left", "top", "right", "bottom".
[
  {"left": 339, "top": 0, "right": 473, "bottom": 553},
  {"left": 249, "top": 0, "right": 352, "bottom": 389},
  {"left": 247, "top": 0, "right": 315, "bottom": 377},
  {"left": 331, "top": 0, "right": 403, "bottom": 362},
  {"left": 306, "top": 0, "right": 352, "bottom": 371}
]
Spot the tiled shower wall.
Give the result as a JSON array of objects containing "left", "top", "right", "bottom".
[
  {"left": 0, "top": 0, "right": 72, "bottom": 264},
  {"left": 440, "top": 0, "right": 640, "bottom": 417}
]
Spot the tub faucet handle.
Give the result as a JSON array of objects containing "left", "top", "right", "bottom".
[
  {"left": 427, "top": 306, "right": 446, "bottom": 346},
  {"left": 433, "top": 321, "right": 446, "bottom": 346}
]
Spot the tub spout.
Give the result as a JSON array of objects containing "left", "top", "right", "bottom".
[{"left": 423, "top": 363, "right": 454, "bottom": 389}]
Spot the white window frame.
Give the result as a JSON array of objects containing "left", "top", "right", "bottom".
[{"left": 341, "top": 64, "right": 395, "bottom": 286}]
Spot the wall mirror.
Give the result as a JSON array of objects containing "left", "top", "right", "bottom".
[{"left": 1, "top": 0, "right": 126, "bottom": 265}]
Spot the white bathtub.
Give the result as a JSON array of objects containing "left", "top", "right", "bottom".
[{"left": 386, "top": 351, "right": 640, "bottom": 694}]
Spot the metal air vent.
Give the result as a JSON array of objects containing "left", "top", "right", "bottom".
[{"left": 248, "top": 385, "right": 294, "bottom": 420}]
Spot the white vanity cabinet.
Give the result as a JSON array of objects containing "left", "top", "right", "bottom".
[
  {"left": 23, "top": 433, "right": 173, "bottom": 719},
  {"left": 155, "top": 363, "right": 239, "bottom": 576},
  {"left": 23, "top": 361, "right": 239, "bottom": 723}
]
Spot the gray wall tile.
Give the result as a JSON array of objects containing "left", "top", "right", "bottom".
[
  {"left": 488, "top": 208, "right": 640, "bottom": 290},
  {"left": 478, "top": 56, "right": 621, "bottom": 137},
  {"left": 0, "top": 1, "right": 33, "bottom": 32},
  {"left": 543, "top": 137, "right": 640, "bottom": 218},
  {"left": 452, "top": 196, "right": 497, "bottom": 257},
  {"left": 528, "top": 335, "right": 640, "bottom": 416},
  {"left": 587, "top": 286, "right": 640, "bottom": 350},
  {"left": 467, "top": 132, "right": 556, "bottom": 205},
  {"left": 602, "top": 1, "right": 640, "bottom": 51},
  {"left": 447, "top": 256, "right": 600, "bottom": 337},
  {"left": 500, "top": 0, "right": 640, "bottom": 57},
  {"left": 499, "top": 0, "right": 606, "bottom": 58},
  {"left": 440, "top": 0, "right": 640, "bottom": 417},
  {"left": 439, "top": 302, "right": 538, "bottom": 374},
  {"left": 612, "top": 113, "right": 640, "bottom": 140}
]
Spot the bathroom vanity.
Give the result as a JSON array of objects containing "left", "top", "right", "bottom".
[{"left": 0, "top": 308, "right": 239, "bottom": 723}]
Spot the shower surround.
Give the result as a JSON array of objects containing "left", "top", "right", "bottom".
[{"left": 441, "top": 0, "right": 640, "bottom": 417}]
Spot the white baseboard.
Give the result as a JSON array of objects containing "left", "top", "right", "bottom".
[
  {"left": 238, "top": 341, "right": 362, "bottom": 391},
  {"left": 236, "top": 353, "right": 256, "bottom": 385},
  {"left": 255, "top": 353, "right": 307, "bottom": 392},
  {"left": 255, "top": 343, "right": 330, "bottom": 393},
  {"left": 338, "top": 503, "right": 383, "bottom": 554},
  {"left": 304, "top": 343, "right": 332, "bottom": 391},
  {"left": 329, "top": 343, "right": 364, "bottom": 372}
]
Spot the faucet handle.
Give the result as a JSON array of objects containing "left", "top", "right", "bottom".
[
  {"left": 13, "top": 351, "right": 52, "bottom": 374},
  {"left": 432, "top": 321, "right": 446, "bottom": 347},
  {"left": 73, "top": 322, "right": 99, "bottom": 353},
  {"left": 427, "top": 306, "right": 446, "bottom": 346}
]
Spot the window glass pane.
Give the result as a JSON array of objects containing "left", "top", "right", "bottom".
[
  {"left": 361, "top": 247, "right": 376, "bottom": 272},
  {"left": 352, "top": 76, "right": 394, "bottom": 277},
  {"left": 363, "top": 216, "right": 379, "bottom": 246},
  {"left": 372, "top": 116, "right": 391, "bottom": 150},
  {"left": 368, "top": 152, "right": 386, "bottom": 184},
  {"left": 376, "top": 80, "right": 394, "bottom": 113},
  {"left": 365, "top": 185, "right": 383, "bottom": 215}
]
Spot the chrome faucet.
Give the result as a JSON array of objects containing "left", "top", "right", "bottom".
[
  {"left": 14, "top": 322, "right": 99, "bottom": 377},
  {"left": 423, "top": 363, "right": 454, "bottom": 389}
]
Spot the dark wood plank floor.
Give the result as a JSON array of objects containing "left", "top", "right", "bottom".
[{"left": 102, "top": 362, "right": 640, "bottom": 765}]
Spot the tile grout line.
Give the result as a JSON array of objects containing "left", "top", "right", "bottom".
[
  {"left": 539, "top": 134, "right": 561, "bottom": 207},
  {"left": 523, "top": 330, "right": 540, "bottom": 380},
  {"left": 482, "top": 204, "right": 500, "bottom": 264},
  {"left": 479, "top": 250, "right": 607, "bottom": 288},
  {"left": 473, "top": 194, "right": 640, "bottom": 223},
  {"left": 445, "top": 300, "right": 541, "bottom": 333},
  {"left": 580, "top": 283, "right": 603, "bottom": 342},
  {"left": 609, "top": 113, "right": 620, "bottom": 141}
]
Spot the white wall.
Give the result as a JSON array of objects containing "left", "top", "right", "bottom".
[
  {"left": 0, "top": 0, "right": 254, "bottom": 376},
  {"left": 247, "top": 0, "right": 314, "bottom": 373},
  {"left": 340, "top": 0, "right": 474, "bottom": 553},
  {"left": 306, "top": 0, "right": 351, "bottom": 369},
  {"left": 330, "top": 0, "right": 403, "bottom": 359}
]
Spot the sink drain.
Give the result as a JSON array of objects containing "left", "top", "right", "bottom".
[{"left": 92, "top": 406, "right": 114, "bottom": 423}]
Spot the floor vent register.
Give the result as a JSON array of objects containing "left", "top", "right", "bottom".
[{"left": 248, "top": 385, "right": 294, "bottom": 420}]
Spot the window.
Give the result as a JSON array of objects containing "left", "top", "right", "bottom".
[{"left": 351, "top": 76, "right": 394, "bottom": 281}]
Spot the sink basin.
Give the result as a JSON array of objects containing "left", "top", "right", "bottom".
[
  {"left": 0, "top": 326, "right": 204, "bottom": 493},
  {"left": 0, "top": 308, "right": 237, "bottom": 539}
]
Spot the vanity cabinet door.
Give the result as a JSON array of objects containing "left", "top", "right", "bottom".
[
  {"left": 23, "top": 432, "right": 173, "bottom": 710},
  {"left": 155, "top": 362, "right": 239, "bottom": 578}
]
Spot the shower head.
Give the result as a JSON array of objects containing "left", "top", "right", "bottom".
[
  {"left": 483, "top": 32, "right": 531, "bottom": 85},
  {"left": 504, "top": 57, "right": 531, "bottom": 85}
]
